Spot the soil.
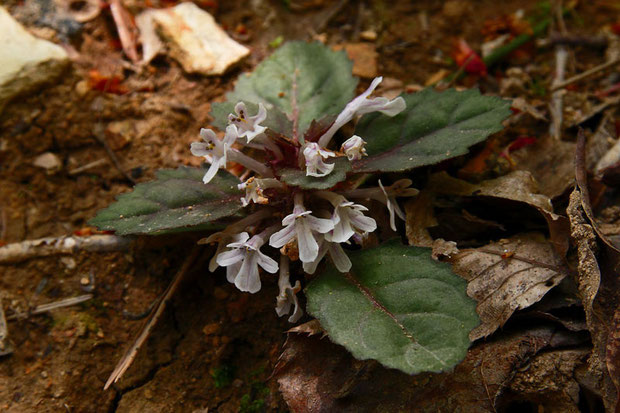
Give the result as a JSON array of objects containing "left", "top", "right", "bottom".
[{"left": 0, "top": 0, "right": 618, "bottom": 412}]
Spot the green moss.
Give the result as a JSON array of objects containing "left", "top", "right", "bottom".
[{"left": 210, "top": 365, "right": 234, "bottom": 389}]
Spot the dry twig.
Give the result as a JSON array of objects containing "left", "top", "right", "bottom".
[
  {"left": 7, "top": 294, "right": 94, "bottom": 321},
  {"left": 93, "top": 124, "right": 136, "bottom": 184},
  {"left": 550, "top": 57, "right": 620, "bottom": 92},
  {"left": 104, "top": 247, "right": 201, "bottom": 390},
  {"left": 0, "top": 235, "right": 131, "bottom": 264},
  {"left": 0, "top": 298, "right": 12, "bottom": 356}
]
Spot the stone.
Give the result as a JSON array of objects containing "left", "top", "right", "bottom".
[
  {"left": 137, "top": 3, "right": 249, "bottom": 75},
  {"left": 33, "top": 152, "right": 62, "bottom": 173},
  {"left": 0, "top": 7, "right": 69, "bottom": 115}
]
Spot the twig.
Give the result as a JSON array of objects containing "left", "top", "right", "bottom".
[
  {"left": 7, "top": 294, "right": 94, "bottom": 321},
  {"left": 549, "top": 46, "right": 568, "bottom": 140},
  {"left": 544, "top": 34, "right": 607, "bottom": 48},
  {"left": 68, "top": 158, "right": 108, "bottom": 175},
  {"left": 93, "top": 124, "right": 135, "bottom": 184},
  {"left": 0, "top": 298, "right": 13, "bottom": 356},
  {"left": 109, "top": 0, "right": 139, "bottom": 63},
  {"left": 104, "top": 247, "right": 201, "bottom": 390},
  {"left": 0, "top": 235, "right": 131, "bottom": 264},
  {"left": 550, "top": 57, "right": 620, "bottom": 92}
]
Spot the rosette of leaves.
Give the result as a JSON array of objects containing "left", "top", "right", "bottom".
[{"left": 90, "top": 41, "right": 512, "bottom": 375}]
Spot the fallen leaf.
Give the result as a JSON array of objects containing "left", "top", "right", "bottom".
[
  {"left": 606, "top": 306, "right": 620, "bottom": 410},
  {"left": 404, "top": 190, "right": 437, "bottom": 247},
  {"left": 275, "top": 326, "right": 583, "bottom": 412},
  {"left": 450, "top": 232, "right": 567, "bottom": 340}
]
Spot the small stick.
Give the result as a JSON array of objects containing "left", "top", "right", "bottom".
[
  {"left": 0, "top": 235, "right": 131, "bottom": 264},
  {"left": 7, "top": 294, "right": 94, "bottom": 321},
  {"left": 549, "top": 46, "right": 568, "bottom": 140},
  {"left": 68, "top": 158, "right": 108, "bottom": 175},
  {"left": 0, "top": 208, "right": 6, "bottom": 240},
  {"left": 550, "top": 57, "right": 620, "bottom": 92},
  {"left": 104, "top": 247, "right": 201, "bottom": 390}
]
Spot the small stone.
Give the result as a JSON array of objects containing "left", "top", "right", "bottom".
[
  {"left": 138, "top": 3, "right": 249, "bottom": 76},
  {"left": 40, "top": 371, "right": 48, "bottom": 378},
  {"left": 75, "top": 80, "right": 90, "bottom": 97},
  {"left": 360, "top": 30, "right": 377, "bottom": 41},
  {"left": 33, "top": 152, "right": 62, "bottom": 173},
  {"left": 60, "top": 256, "right": 76, "bottom": 270},
  {"left": 202, "top": 322, "right": 220, "bottom": 336},
  {"left": 0, "top": 7, "right": 70, "bottom": 115},
  {"left": 96, "top": 330, "right": 104, "bottom": 338},
  {"left": 80, "top": 277, "right": 90, "bottom": 285},
  {"left": 105, "top": 120, "right": 135, "bottom": 151}
]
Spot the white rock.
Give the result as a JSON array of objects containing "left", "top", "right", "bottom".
[
  {"left": 0, "top": 7, "right": 69, "bottom": 114},
  {"left": 33, "top": 152, "right": 62, "bottom": 172},
  {"left": 138, "top": 3, "right": 249, "bottom": 75}
]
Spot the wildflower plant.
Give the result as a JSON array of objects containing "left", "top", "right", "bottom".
[{"left": 90, "top": 42, "right": 512, "bottom": 375}]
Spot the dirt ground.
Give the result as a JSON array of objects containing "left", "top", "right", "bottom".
[{"left": 0, "top": 0, "right": 619, "bottom": 412}]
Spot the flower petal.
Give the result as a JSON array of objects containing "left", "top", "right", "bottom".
[
  {"left": 296, "top": 219, "right": 319, "bottom": 262},
  {"left": 328, "top": 243, "right": 352, "bottom": 272},
  {"left": 269, "top": 224, "right": 296, "bottom": 248},
  {"left": 257, "top": 251, "right": 278, "bottom": 273}
]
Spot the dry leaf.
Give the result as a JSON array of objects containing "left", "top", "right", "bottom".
[
  {"left": 275, "top": 327, "right": 584, "bottom": 412},
  {"left": 450, "top": 232, "right": 567, "bottom": 341},
  {"left": 405, "top": 190, "right": 437, "bottom": 247}
]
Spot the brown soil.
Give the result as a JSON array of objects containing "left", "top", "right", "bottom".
[{"left": 0, "top": 0, "right": 617, "bottom": 411}]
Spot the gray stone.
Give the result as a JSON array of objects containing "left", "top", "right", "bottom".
[{"left": 0, "top": 6, "right": 69, "bottom": 115}]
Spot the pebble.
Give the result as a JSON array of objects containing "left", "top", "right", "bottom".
[
  {"left": 0, "top": 7, "right": 69, "bottom": 115},
  {"left": 33, "top": 152, "right": 62, "bottom": 173}
]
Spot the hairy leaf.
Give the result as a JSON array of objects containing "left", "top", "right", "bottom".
[
  {"left": 211, "top": 41, "right": 358, "bottom": 141},
  {"left": 278, "top": 157, "right": 351, "bottom": 190},
  {"left": 305, "top": 240, "right": 479, "bottom": 375},
  {"left": 89, "top": 167, "right": 243, "bottom": 235},
  {"left": 353, "top": 88, "right": 511, "bottom": 172}
]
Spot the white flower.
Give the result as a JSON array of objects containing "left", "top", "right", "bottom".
[
  {"left": 379, "top": 179, "right": 419, "bottom": 231},
  {"left": 275, "top": 256, "right": 303, "bottom": 323},
  {"left": 228, "top": 102, "right": 267, "bottom": 143},
  {"left": 318, "top": 76, "right": 406, "bottom": 147},
  {"left": 238, "top": 177, "right": 283, "bottom": 207},
  {"left": 341, "top": 135, "right": 367, "bottom": 161},
  {"left": 318, "top": 192, "right": 377, "bottom": 243},
  {"left": 302, "top": 234, "right": 352, "bottom": 274},
  {"left": 303, "top": 142, "right": 336, "bottom": 177},
  {"left": 190, "top": 125, "right": 238, "bottom": 184},
  {"left": 216, "top": 231, "right": 278, "bottom": 293},
  {"left": 269, "top": 194, "right": 334, "bottom": 263}
]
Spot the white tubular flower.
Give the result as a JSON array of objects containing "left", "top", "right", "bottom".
[
  {"left": 341, "top": 135, "right": 367, "bottom": 161},
  {"left": 190, "top": 125, "right": 238, "bottom": 184},
  {"left": 303, "top": 234, "right": 352, "bottom": 274},
  {"left": 318, "top": 192, "right": 377, "bottom": 243},
  {"left": 276, "top": 256, "right": 303, "bottom": 323},
  {"left": 216, "top": 230, "right": 278, "bottom": 294},
  {"left": 269, "top": 193, "right": 334, "bottom": 263},
  {"left": 200, "top": 209, "right": 272, "bottom": 272},
  {"left": 318, "top": 77, "right": 406, "bottom": 147},
  {"left": 340, "top": 179, "right": 419, "bottom": 232},
  {"left": 379, "top": 179, "right": 418, "bottom": 231},
  {"left": 303, "top": 142, "right": 336, "bottom": 177},
  {"left": 228, "top": 102, "right": 267, "bottom": 143},
  {"left": 238, "top": 177, "right": 284, "bottom": 207}
]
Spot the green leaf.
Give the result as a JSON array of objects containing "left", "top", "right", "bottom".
[
  {"left": 278, "top": 157, "right": 351, "bottom": 190},
  {"left": 89, "top": 167, "right": 243, "bottom": 235},
  {"left": 305, "top": 240, "right": 479, "bottom": 375},
  {"left": 211, "top": 41, "right": 358, "bottom": 141},
  {"left": 353, "top": 89, "right": 511, "bottom": 172}
]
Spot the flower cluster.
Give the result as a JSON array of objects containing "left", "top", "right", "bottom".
[{"left": 192, "top": 77, "right": 416, "bottom": 322}]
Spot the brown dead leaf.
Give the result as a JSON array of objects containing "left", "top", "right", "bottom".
[
  {"left": 606, "top": 306, "right": 620, "bottom": 411},
  {"left": 510, "top": 134, "right": 576, "bottom": 199},
  {"left": 450, "top": 233, "right": 567, "bottom": 341},
  {"left": 428, "top": 171, "right": 570, "bottom": 256},
  {"left": 287, "top": 319, "right": 324, "bottom": 337},
  {"left": 404, "top": 190, "right": 437, "bottom": 247},
  {"left": 275, "top": 327, "right": 584, "bottom": 412},
  {"left": 333, "top": 43, "right": 378, "bottom": 79}
]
